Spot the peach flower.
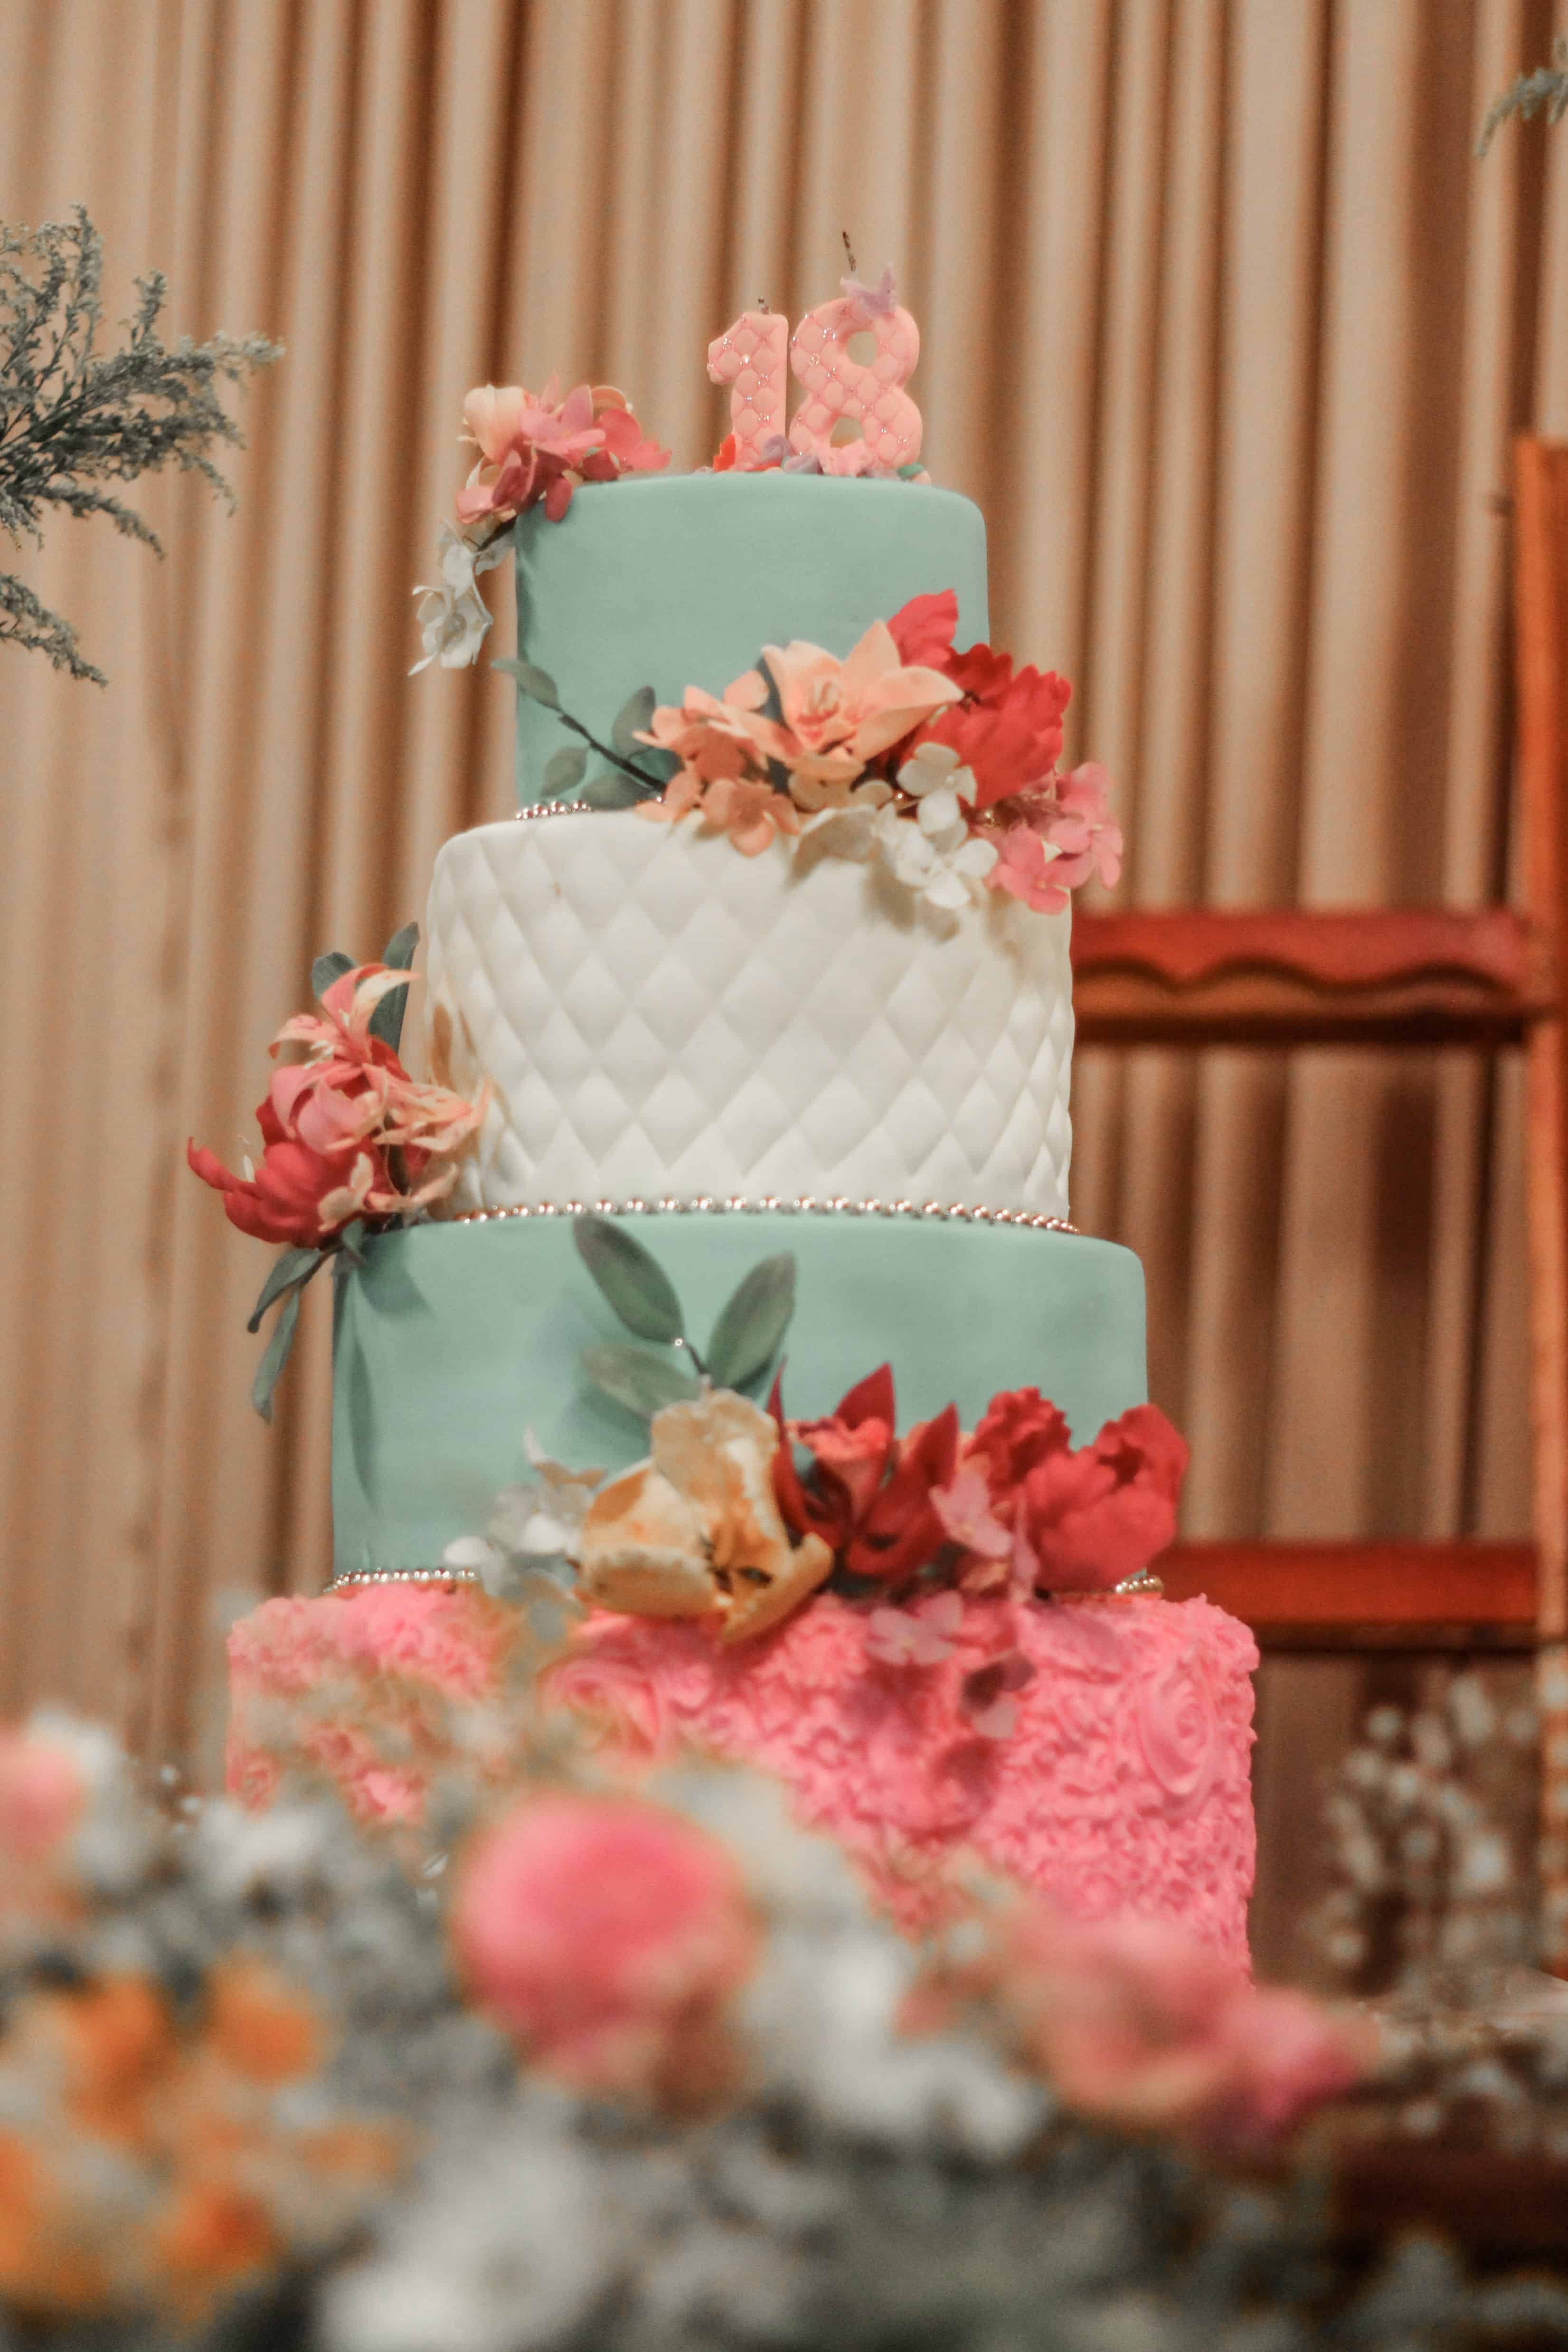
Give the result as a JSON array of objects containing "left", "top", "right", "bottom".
[{"left": 757, "top": 620, "right": 962, "bottom": 807}]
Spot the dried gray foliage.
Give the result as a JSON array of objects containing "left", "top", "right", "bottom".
[
  {"left": 0, "top": 204, "right": 280, "bottom": 683},
  {"left": 1477, "top": 33, "right": 1568, "bottom": 156}
]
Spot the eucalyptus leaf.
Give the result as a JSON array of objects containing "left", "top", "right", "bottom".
[
  {"left": 311, "top": 949, "right": 354, "bottom": 999},
  {"left": 574, "top": 1213, "right": 685, "bottom": 1344},
  {"left": 706, "top": 1253, "right": 797, "bottom": 1389},
  {"left": 382, "top": 921, "right": 418, "bottom": 970},
  {"left": 583, "top": 1342, "right": 700, "bottom": 1419},
  {"left": 335, "top": 1217, "right": 369, "bottom": 1270},
  {"left": 492, "top": 655, "right": 561, "bottom": 709},
  {"left": 544, "top": 743, "right": 589, "bottom": 798},
  {"left": 252, "top": 1285, "right": 302, "bottom": 1423},
  {"left": 246, "top": 1245, "right": 325, "bottom": 1334},
  {"left": 639, "top": 745, "right": 681, "bottom": 783},
  {"left": 581, "top": 767, "right": 647, "bottom": 811},
  {"left": 367, "top": 968, "right": 414, "bottom": 1053},
  {"left": 611, "top": 684, "right": 657, "bottom": 758}
]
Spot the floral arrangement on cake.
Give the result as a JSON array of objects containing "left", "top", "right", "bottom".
[
  {"left": 187, "top": 928, "right": 487, "bottom": 1415},
  {"left": 412, "top": 378, "right": 669, "bottom": 671},
  {"left": 501, "top": 586, "right": 1122, "bottom": 916}
]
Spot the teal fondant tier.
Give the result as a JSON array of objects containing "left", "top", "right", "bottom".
[
  {"left": 331, "top": 1211, "right": 1148, "bottom": 1574},
  {"left": 512, "top": 474, "right": 989, "bottom": 805}
]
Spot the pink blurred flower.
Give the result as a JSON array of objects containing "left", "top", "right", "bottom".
[
  {"left": 0, "top": 1729, "right": 84, "bottom": 1866},
  {"left": 1001, "top": 1905, "right": 1375, "bottom": 2154},
  {"left": 453, "top": 1793, "right": 756, "bottom": 2108}
]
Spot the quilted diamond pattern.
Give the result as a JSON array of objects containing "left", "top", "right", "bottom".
[{"left": 425, "top": 815, "right": 1074, "bottom": 1217}]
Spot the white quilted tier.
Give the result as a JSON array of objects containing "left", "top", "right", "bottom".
[{"left": 425, "top": 812, "right": 1074, "bottom": 1218}]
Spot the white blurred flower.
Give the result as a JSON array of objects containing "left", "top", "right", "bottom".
[{"left": 410, "top": 525, "right": 510, "bottom": 674}]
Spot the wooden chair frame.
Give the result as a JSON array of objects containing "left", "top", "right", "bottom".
[{"left": 1068, "top": 435, "right": 1568, "bottom": 1949}]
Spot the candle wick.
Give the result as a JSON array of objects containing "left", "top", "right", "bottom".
[{"left": 841, "top": 229, "right": 857, "bottom": 275}]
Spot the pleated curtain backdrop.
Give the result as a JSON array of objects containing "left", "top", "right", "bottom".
[{"left": 2, "top": 0, "right": 1566, "bottom": 1957}]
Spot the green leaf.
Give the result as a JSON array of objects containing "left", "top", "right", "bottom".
[
  {"left": 611, "top": 685, "right": 656, "bottom": 758},
  {"left": 311, "top": 949, "right": 354, "bottom": 999},
  {"left": 246, "top": 1245, "right": 325, "bottom": 1334},
  {"left": 639, "top": 745, "right": 681, "bottom": 783},
  {"left": 583, "top": 1342, "right": 700, "bottom": 1419},
  {"left": 491, "top": 656, "right": 560, "bottom": 708},
  {"left": 706, "top": 1253, "right": 797, "bottom": 1389},
  {"left": 544, "top": 744, "right": 588, "bottom": 798},
  {"left": 252, "top": 1286, "right": 302, "bottom": 1422},
  {"left": 574, "top": 1213, "right": 685, "bottom": 1343},
  {"left": 581, "top": 767, "right": 648, "bottom": 811},
  {"left": 368, "top": 966, "right": 414, "bottom": 1053},
  {"left": 335, "top": 1217, "right": 369, "bottom": 1269},
  {"left": 382, "top": 920, "right": 418, "bottom": 970}
]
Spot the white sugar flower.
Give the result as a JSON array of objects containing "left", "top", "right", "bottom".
[
  {"left": 410, "top": 525, "right": 509, "bottom": 674},
  {"left": 487, "top": 1430, "right": 606, "bottom": 1562},
  {"left": 874, "top": 793, "right": 998, "bottom": 912},
  {"left": 896, "top": 739, "right": 977, "bottom": 806}
]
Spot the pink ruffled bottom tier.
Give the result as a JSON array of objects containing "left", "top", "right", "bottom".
[{"left": 550, "top": 1592, "right": 1258, "bottom": 1967}]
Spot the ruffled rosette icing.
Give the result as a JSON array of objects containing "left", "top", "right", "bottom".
[{"left": 549, "top": 1591, "right": 1257, "bottom": 1967}]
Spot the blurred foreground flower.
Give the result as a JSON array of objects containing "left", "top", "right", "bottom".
[
  {"left": 989, "top": 1904, "right": 1377, "bottom": 2157},
  {"left": 453, "top": 1791, "right": 756, "bottom": 2112}
]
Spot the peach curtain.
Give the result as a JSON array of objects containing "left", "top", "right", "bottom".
[{"left": 0, "top": 0, "right": 1563, "bottom": 1952}]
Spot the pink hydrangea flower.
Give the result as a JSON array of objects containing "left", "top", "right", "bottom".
[
  {"left": 0, "top": 1729, "right": 85, "bottom": 1864},
  {"left": 453, "top": 1792, "right": 757, "bottom": 2105},
  {"left": 1000, "top": 1905, "right": 1375, "bottom": 2154}
]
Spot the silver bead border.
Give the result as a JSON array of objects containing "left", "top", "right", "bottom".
[
  {"left": 447, "top": 1195, "right": 1079, "bottom": 1236},
  {"left": 1108, "top": 1570, "right": 1165, "bottom": 1599},
  {"left": 512, "top": 799, "right": 600, "bottom": 822},
  {"left": 325, "top": 1565, "right": 484, "bottom": 1594}
]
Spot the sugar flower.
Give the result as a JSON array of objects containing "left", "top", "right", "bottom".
[
  {"left": 770, "top": 1365, "right": 960, "bottom": 1586},
  {"left": 189, "top": 964, "right": 488, "bottom": 1250},
  {"left": 453, "top": 377, "right": 668, "bottom": 535},
  {"left": 873, "top": 794, "right": 998, "bottom": 912},
  {"left": 409, "top": 525, "right": 510, "bottom": 675},
  {"left": 864, "top": 1590, "right": 964, "bottom": 1669},
  {"left": 452, "top": 1792, "right": 757, "bottom": 2107},
  {"left": 960, "top": 1391, "right": 1188, "bottom": 1595},
  {"left": 579, "top": 1390, "right": 833, "bottom": 1644},
  {"left": 758, "top": 621, "right": 961, "bottom": 805},
  {"left": 989, "top": 823, "right": 1068, "bottom": 915},
  {"left": 485, "top": 1430, "right": 607, "bottom": 1563}
]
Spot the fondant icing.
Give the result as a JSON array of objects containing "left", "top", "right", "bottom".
[
  {"left": 510, "top": 473, "right": 989, "bottom": 803},
  {"left": 426, "top": 811, "right": 1075, "bottom": 1221},
  {"left": 330, "top": 1212, "right": 1148, "bottom": 1575}
]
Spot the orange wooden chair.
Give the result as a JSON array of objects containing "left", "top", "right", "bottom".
[{"left": 1069, "top": 434, "right": 1568, "bottom": 1950}]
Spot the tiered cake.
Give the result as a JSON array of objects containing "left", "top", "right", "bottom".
[
  {"left": 333, "top": 475, "right": 1145, "bottom": 1576},
  {"left": 208, "top": 323, "right": 1258, "bottom": 1964}
]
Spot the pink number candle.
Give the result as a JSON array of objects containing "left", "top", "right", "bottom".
[
  {"left": 788, "top": 278, "right": 922, "bottom": 472},
  {"left": 707, "top": 310, "right": 789, "bottom": 467}
]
